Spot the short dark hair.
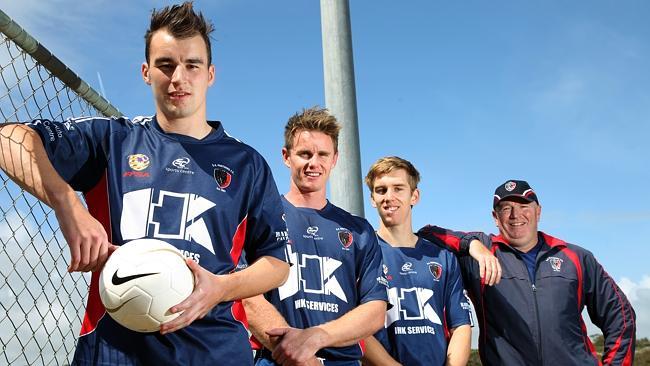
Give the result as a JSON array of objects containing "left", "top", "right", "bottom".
[
  {"left": 284, "top": 107, "right": 341, "bottom": 152},
  {"left": 144, "top": 1, "right": 214, "bottom": 64}
]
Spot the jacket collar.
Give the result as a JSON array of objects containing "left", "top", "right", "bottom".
[{"left": 492, "top": 231, "right": 567, "bottom": 250}]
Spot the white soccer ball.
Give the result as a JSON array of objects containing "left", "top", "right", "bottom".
[{"left": 99, "top": 238, "right": 194, "bottom": 332}]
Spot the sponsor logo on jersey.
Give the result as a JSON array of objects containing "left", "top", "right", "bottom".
[
  {"left": 63, "top": 120, "right": 75, "bottom": 131},
  {"left": 400, "top": 261, "right": 417, "bottom": 275},
  {"left": 31, "top": 119, "right": 64, "bottom": 142},
  {"left": 172, "top": 157, "right": 190, "bottom": 169},
  {"left": 279, "top": 244, "right": 348, "bottom": 304},
  {"left": 462, "top": 289, "right": 475, "bottom": 327},
  {"left": 428, "top": 261, "right": 442, "bottom": 281},
  {"left": 123, "top": 171, "right": 150, "bottom": 178},
  {"left": 276, "top": 230, "right": 289, "bottom": 242},
  {"left": 166, "top": 157, "right": 195, "bottom": 175},
  {"left": 128, "top": 154, "right": 150, "bottom": 171},
  {"left": 303, "top": 226, "right": 323, "bottom": 240},
  {"left": 547, "top": 256, "right": 563, "bottom": 272},
  {"left": 120, "top": 189, "right": 217, "bottom": 254},
  {"left": 383, "top": 264, "right": 393, "bottom": 280},
  {"left": 165, "top": 157, "right": 194, "bottom": 175},
  {"left": 337, "top": 228, "right": 353, "bottom": 248},
  {"left": 386, "top": 287, "right": 442, "bottom": 329},
  {"left": 212, "top": 164, "right": 233, "bottom": 191},
  {"left": 504, "top": 181, "right": 516, "bottom": 192}
]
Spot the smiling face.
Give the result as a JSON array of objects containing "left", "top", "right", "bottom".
[
  {"left": 283, "top": 129, "right": 338, "bottom": 199},
  {"left": 141, "top": 29, "right": 215, "bottom": 125},
  {"left": 493, "top": 198, "right": 542, "bottom": 251},
  {"left": 370, "top": 169, "right": 419, "bottom": 228}
]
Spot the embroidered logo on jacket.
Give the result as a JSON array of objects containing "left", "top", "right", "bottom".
[{"left": 547, "top": 256, "right": 563, "bottom": 272}]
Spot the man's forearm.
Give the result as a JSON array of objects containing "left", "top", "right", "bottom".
[
  {"left": 446, "top": 325, "right": 471, "bottom": 366},
  {"left": 317, "top": 300, "right": 386, "bottom": 348},
  {"left": 242, "top": 294, "right": 290, "bottom": 350},
  {"left": 361, "top": 335, "right": 400, "bottom": 366},
  {"left": 220, "top": 256, "right": 289, "bottom": 302},
  {"left": 0, "top": 123, "right": 74, "bottom": 208}
]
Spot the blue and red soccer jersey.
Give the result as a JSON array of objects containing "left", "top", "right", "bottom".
[
  {"left": 257, "top": 196, "right": 388, "bottom": 363},
  {"left": 27, "top": 116, "right": 288, "bottom": 365},
  {"left": 374, "top": 236, "right": 472, "bottom": 366}
]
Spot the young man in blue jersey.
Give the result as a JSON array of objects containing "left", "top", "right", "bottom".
[
  {"left": 0, "top": 3, "right": 289, "bottom": 365},
  {"left": 243, "top": 107, "right": 388, "bottom": 366},
  {"left": 361, "top": 156, "right": 471, "bottom": 366},
  {"left": 418, "top": 180, "right": 636, "bottom": 365}
]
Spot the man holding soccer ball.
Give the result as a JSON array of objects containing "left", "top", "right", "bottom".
[{"left": 0, "top": 2, "right": 289, "bottom": 365}]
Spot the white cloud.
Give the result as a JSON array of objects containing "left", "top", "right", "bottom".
[
  {"left": 584, "top": 275, "right": 650, "bottom": 340},
  {"left": 619, "top": 276, "right": 650, "bottom": 339}
]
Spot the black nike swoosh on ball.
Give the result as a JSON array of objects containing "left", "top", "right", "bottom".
[
  {"left": 111, "top": 271, "right": 159, "bottom": 286},
  {"left": 105, "top": 295, "right": 138, "bottom": 313}
]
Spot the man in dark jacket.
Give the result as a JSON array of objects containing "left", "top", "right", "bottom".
[{"left": 418, "top": 179, "right": 636, "bottom": 366}]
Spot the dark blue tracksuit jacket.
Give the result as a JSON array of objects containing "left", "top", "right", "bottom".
[{"left": 418, "top": 226, "right": 636, "bottom": 366}]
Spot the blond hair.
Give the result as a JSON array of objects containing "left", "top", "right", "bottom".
[
  {"left": 365, "top": 156, "right": 420, "bottom": 191},
  {"left": 284, "top": 106, "right": 341, "bottom": 152}
]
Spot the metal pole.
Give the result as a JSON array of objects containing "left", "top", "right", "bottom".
[{"left": 320, "top": 0, "right": 364, "bottom": 217}]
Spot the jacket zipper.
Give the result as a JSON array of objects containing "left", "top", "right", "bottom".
[{"left": 532, "top": 283, "right": 543, "bottom": 365}]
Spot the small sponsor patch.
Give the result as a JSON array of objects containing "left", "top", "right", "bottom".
[
  {"left": 128, "top": 154, "right": 150, "bottom": 171},
  {"left": 401, "top": 262, "right": 413, "bottom": 272},
  {"left": 504, "top": 181, "right": 516, "bottom": 192},
  {"left": 172, "top": 157, "right": 190, "bottom": 169}
]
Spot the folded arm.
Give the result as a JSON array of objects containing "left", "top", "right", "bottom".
[
  {"left": 0, "top": 123, "right": 115, "bottom": 272},
  {"left": 268, "top": 300, "right": 387, "bottom": 365}
]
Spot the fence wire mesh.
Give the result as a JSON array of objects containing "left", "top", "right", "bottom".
[{"left": 0, "top": 30, "right": 107, "bottom": 365}]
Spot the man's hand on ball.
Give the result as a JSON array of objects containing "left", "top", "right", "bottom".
[{"left": 160, "top": 259, "right": 227, "bottom": 334}]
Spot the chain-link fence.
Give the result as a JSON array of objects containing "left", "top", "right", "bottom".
[{"left": 0, "top": 9, "right": 121, "bottom": 365}]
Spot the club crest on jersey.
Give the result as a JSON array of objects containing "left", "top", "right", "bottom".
[
  {"left": 213, "top": 166, "right": 232, "bottom": 191},
  {"left": 428, "top": 261, "right": 442, "bottom": 281},
  {"left": 337, "top": 228, "right": 353, "bottom": 248},
  {"left": 128, "top": 154, "right": 150, "bottom": 171},
  {"left": 504, "top": 181, "right": 517, "bottom": 192},
  {"left": 547, "top": 256, "right": 563, "bottom": 272}
]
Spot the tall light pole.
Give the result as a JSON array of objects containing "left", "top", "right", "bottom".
[{"left": 320, "top": 0, "right": 364, "bottom": 217}]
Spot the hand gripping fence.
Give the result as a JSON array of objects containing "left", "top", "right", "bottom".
[{"left": 0, "top": 9, "right": 122, "bottom": 365}]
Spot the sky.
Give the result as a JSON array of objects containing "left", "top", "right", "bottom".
[{"left": 2, "top": 0, "right": 649, "bottom": 347}]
